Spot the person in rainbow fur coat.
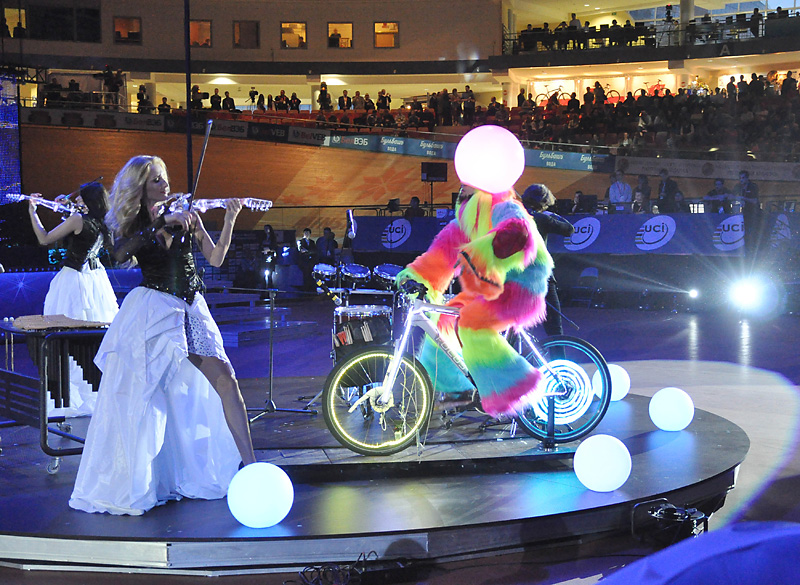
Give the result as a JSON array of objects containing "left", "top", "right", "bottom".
[{"left": 396, "top": 183, "right": 554, "bottom": 417}]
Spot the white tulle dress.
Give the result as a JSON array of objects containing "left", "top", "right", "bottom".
[
  {"left": 68, "top": 287, "right": 239, "bottom": 515},
  {"left": 44, "top": 224, "right": 119, "bottom": 416}
]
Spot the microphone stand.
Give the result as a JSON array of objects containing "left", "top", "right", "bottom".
[{"left": 248, "top": 287, "right": 318, "bottom": 421}]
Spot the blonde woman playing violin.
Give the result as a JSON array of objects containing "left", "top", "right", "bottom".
[
  {"left": 70, "top": 155, "right": 255, "bottom": 516},
  {"left": 28, "top": 181, "right": 119, "bottom": 416}
]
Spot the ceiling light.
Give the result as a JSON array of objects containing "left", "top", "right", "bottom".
[
  {"left": 322, "top": 77, "right": 346, "bottom": 85},
  {"left": 210, "top": 77, "right": 236, "bottom": 85}
]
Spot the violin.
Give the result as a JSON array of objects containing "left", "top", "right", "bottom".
[
  {"left": 7, "top": 193, "right": 87, "bottom": 215},
  {"left": 166, "top": 193, "right": 273, "bottom": 214}
]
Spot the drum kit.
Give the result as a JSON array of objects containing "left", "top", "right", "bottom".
[{"left": 311, "top": 262, "right": 404, "bottom": 363}]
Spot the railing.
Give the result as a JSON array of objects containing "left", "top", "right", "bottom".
[{"left": 504, "top": 12, "right": 798, "bottom": 55}]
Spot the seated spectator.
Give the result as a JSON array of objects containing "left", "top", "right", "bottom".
[
  {"left": 407, "top": 110, "right": 421, "bottom": 128},
  {"left": 703, "top": 178, "right": 733, "bottom": 213},
  {"left": 674, "top": 191, "right": 692, "bottom": 213},
  {"left": 380, "top": 111, "right": 396, "bottom": 127},
  {"left": 632, "top": 189, "right": 649, "bottom": 213},
  {"left": 404, "top": 196, "right": 426, "bottom": 219},
  {"left": 607, "top": 171, "right": 632, "bottom": 204},
  {"left": 494, "top": 103, "right": 509, "bottom": 126},
  {"left": 365, "top": 110, "right": 378, "bottom": 127}
]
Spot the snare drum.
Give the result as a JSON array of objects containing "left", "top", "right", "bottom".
[
  {"left": 373, "top": 263, "right": 403, "bottom": 289},
  {"left": 332, "top": 304, "right": 392, "bottom": 362},
  {"left": 313, "top": 263, "right": 337, "bottom": 283},
  {"left": 341, "top": 263, "right": 371, "bottom": 289}
]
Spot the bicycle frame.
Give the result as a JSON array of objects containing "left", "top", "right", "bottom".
[{"left": 348, "top": 295, "right": 569, "bottom": 413}]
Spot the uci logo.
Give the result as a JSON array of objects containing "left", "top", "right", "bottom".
[
  {"left": 565, "top": 218, "right": 601, "bottom": 251},
  {"left": 712, "top": 216, "right": 744, "bottom": 250},
  {"left": 635, "top": 216, "right": 676, "bottom": 251},
  {"left": 381, "top": 219, "right": 412, "bottom": 249}
]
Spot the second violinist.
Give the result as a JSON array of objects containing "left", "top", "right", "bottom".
[
  {"left": 28, "top": 181, "right": 119, "bottom": 415},
  {"left": 70, "top": 155, "right": 256, "bottom": 516}
]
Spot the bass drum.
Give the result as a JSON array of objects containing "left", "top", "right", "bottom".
[
  {"left": 341, "top": 264, "right": 371, "bottom": 289},
  {"left": 373, "top": 263, "right": 403, "bottom": 290}
]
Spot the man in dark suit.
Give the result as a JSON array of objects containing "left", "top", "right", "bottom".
[
  {"left": 656, "top": 168, "right": 680, "bottom": 213},
  {"left": 221, "top": 91, "right": 235, "bottom": 111},
  {"left": 338, "top": 90, "right": 352, "bottom": 110}
]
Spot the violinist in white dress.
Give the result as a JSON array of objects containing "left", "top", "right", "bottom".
[{"left": 69, "top": 156, "right": 256, "bottom": 515}]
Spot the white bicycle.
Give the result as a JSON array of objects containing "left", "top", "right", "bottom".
[{"left": 321, "top": 281, "right": 611, "bottom": 455}]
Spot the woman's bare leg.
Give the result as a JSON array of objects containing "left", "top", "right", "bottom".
[{"left": 189, "top": 354, "right": 256, "bottom": 465}]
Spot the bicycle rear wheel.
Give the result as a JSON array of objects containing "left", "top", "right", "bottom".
[
  {"left": 322, "top": 347, "right": 434, "bottom": 456},
  {"left": 515, "top": 335, "right": 611, "bottom": 443}
]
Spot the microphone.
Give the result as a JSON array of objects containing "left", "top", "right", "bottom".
[
  {"left": 346, "top": 209, "right": 357, "bottom": 239},
  {"left": 316, "top": 278, "right": 343, "bottom": 306}
]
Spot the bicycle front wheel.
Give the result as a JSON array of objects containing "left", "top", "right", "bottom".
[
  {"left": 516, "top": 335, "right": 611, "bottom": 443},
  {"left": 322, "top": 347, "right": 434, "bottom": 456}
]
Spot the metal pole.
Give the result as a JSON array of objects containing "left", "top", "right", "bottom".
[{"left": 183, "top": 0, "right": 193, "bottom": 192}]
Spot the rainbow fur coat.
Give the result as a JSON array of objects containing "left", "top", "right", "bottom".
[{"left": 399, "top": 188, "right": 554, "bottom": 416}]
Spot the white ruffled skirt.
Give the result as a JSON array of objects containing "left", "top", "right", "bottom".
[
  {"left": 69, "top": 287, "right": 239, "bottom": 515},
  {"left": 44, "top": 265, "right": 119, "bottom": 416}
]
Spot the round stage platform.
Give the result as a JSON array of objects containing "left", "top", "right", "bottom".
[{"left": 0, "top": 385, "right": 748, "bottom": 576}]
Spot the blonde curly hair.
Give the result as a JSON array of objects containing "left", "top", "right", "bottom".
[{"left": 106, "top": 155, "right": 168, "bottom": 237}]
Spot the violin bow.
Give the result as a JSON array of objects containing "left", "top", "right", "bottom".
[{"left": 186, "top": 119, "right": 213, "bottom": 212}]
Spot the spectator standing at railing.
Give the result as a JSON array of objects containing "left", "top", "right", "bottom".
[
  {"left": 352, "top": 91, "right": 365, "bottom": 110},
  {"left": 157, "top": 97, "right": 171, "bottom": 115},
  {"left": 437, "top": 88, "right": 452, "bottom": 126},
  {"left": 750, "top": 8, "right": 763, "bottom": 38},
  {"left": 364, "top": 93, "right": 375, "bottom": 111},
  {"left": 289, "top": 92, "right": 301, "bottom": 111},
  {"left": 727, "top": 77, "right": 738, "bottom": 102},
  {"left": 735, "top": 170, "right": 762, "bottom": 262},
  {"left": 317, "top": 81, "right": 332, "bottom": 111},
  {"left": 451, "top": 89, "right": 462, "bottom": 125},
  {"left": 337, "top": 90, "right": 352, "bottom": 110},
  {"left": 656, "top": 168, "right": 680, "bottom": 213},
  {"left": 377, "top": 89, "right": 392, "bottom": 111},
  {"left": 462, "top": 85, "right": 476, "bottom": 126},
  {"left": 222, "top": 91, "right": 235, "bottom": 112},
  {"left": 275, "top": 89, "right": 290, "bottom": 111},
  {"left": 782, "top": 71, "right": 797, "bottom": 98},
  {"left": 517, "top": 88, "right": 526, "bottom": 107},
  {"left": 209, "top": 88, "right": 221, "bottom": 111}
]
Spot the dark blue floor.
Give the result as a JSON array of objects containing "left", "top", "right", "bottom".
[{"left": 225, "top": 301, "right": 800, "bottom": 386}]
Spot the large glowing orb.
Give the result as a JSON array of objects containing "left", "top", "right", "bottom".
[
  {"left": 454, "top": 126, "right": 525, "bottom": 193},
  {"left": 593, "top": 364, "right": 630, "bottom": 401},
  {"left": 573, "top": 434, "right": 631, "bottom": 492},
  {"left": 649, "top": 387, "right": 695, "bottom": 431},
  {"left": 227, "top": 462, "right": 294, "bottom": 528}
]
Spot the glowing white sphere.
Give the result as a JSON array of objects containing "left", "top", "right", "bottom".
[
  {"left": 593, "top": 364, "right": 630, "bottom": 401},
  {"left": 454, "top": 126, "right": 525, "bottom": 194},
  {"left": 227, "top": 462, "right": 294, "bottom": 528},
  {"left": 573, "top": 434, "right": 631, "bottom": 492},
  {"left": 649, "top": 387, "right": 695, "bottom": 431}
]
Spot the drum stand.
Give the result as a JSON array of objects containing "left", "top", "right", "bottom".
[{"left": 248, "top": 289, "right": 318, "bottom": 422}]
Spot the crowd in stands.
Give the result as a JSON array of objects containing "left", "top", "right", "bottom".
[
  {"left": 36, "top": 68, "right": 800, "bottom": 161},
  {"left": 505, "top": 71, "right": 800, "bottom": 161}
]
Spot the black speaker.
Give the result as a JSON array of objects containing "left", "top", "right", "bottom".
[{"left": 421, "top": 162, "right": 447, "bottom": 182}]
